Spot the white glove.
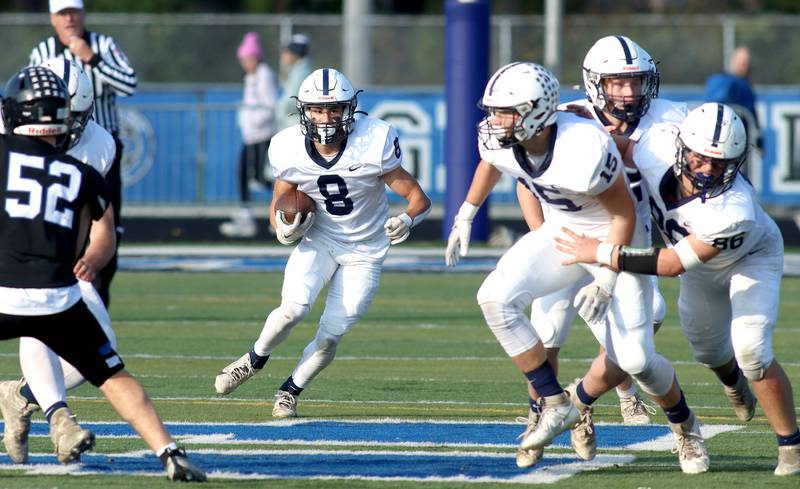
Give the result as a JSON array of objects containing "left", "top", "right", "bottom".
[
  {"left": 384, "top": 213, "right": 413, "bottom": 245},
  {"left": 275, "top": 210, "right": 315, "bottom": 245},
  {"left": 444, "top": 202, "right": 480, "bottom": 267},
  {"left": 445, "top": 218, "right": 471, "bottom": 267},
  {"left": 573, "top": 267, "right": 618, "bottom": 324}
]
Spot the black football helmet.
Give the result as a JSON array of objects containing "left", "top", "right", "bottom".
[{"left": 2, "top": 66, "right": 70, "bottom": 138}]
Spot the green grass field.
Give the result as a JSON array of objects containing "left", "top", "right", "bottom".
[{"left": 0, "top": 271, "right": 798, "bottom": 488}]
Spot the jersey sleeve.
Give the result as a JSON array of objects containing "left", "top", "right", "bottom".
[
  {"left": 380, "top": 124, "right": 403, "bottom": 174},
  {"left": 691, "top": 197, "right": 756, "bottom": 247},
  {"left": 582, "top": 133, "right": 623, "bottom": 196}
]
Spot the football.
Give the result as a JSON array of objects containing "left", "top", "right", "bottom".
[{"left": 275, "top": 189, "right": 315, "bottom": 225}]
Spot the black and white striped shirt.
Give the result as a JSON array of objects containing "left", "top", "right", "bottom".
[{"left": 29, "top": 31, "right": 137, "bottom": 136}]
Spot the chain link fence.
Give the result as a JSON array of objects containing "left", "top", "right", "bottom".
[{"left": 1, "top": 13, "right": 799, "bottom": 87}]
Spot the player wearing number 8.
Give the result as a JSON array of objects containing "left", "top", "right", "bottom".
[
  {"left": 214, "top": 68, "right": 431, "bottom": 418},
  {"left": 556, "top": 103, "right": 800, "bottom": 476}
]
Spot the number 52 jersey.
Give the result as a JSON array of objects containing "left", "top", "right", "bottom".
[{"left": 269, "top": 117, "right": 403, "bottom": 243}]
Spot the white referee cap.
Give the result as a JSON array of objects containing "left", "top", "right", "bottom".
[{"left": 50, "top": 0, "right": 84, "bottom": 13}]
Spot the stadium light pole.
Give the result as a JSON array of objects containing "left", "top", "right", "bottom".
[
  {"left": 544, "top": 0, "right": 563, "bottom": 79},
  {"left": 443, "top": 0, "right": 490, "bottom": 242},
  {"left": 343, "top": 0, "right": 372, "bottom": 87}
]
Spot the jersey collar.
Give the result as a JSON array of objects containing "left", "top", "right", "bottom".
[
  {"left": 593, "top": 106, "right": 639, "bottom": 137},
  {"left": 511, "top": 123, "right": 557, "bottom": 179},
  {"left": 305, "top": 136, "right": 348, "bottom": 170}
]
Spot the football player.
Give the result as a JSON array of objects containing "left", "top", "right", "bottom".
[
  {"left": 214, "top": 68, "right": 431, "bottom": 418},
  {"left": 515, "top": 36, "right": 692, "bottom": 460},
  {"left": 0, "top": 66, "right": 204, "bottom": 481},
  {"left": 0, "top": 58, "right": 119, "bottom": 465},
  {"left": 445, "top": 62, "right": 707, "bottom": 474},
  {"left": 556, "top": 103, "right": 800, "bottom": 476}
]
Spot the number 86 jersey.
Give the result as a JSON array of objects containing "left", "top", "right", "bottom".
[{"left": 269, "top": 117, "right": 403, "bottom": 243}]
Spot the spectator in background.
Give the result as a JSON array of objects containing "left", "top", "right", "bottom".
[
  {"left": 29, "top": 0, "right": 138, "bottom": 306},
  {"left": 220, "top": 32, "right": 279, "bottom": 238},
  {"left": 705, "top": 46, "right": 763, "bottom": 150},
  {"left": 276, "top": 34, "right": 314, "bottom": 131}
]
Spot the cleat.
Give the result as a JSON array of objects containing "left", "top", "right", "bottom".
[
  {"left": 564, "top": 379, "right": 596, "bottom": 461},
  {"left": 219, "top": 210, "right": 257, "bottom": 238},
  {"left": 515, "top": 408, "right": 543, "bottom": 468},
  {"left": 620, "top": 392, "right": 656, "bottom": 425},
  {"left": 160, "top": 447, "right": 207, "bottom": 482},
  {"left": 0, "top": 379, "right": 40, "bottom": 464},
  {"left": 272, "top": 390, "right": 298, "bottom": 418},
  {"left": 669, "top": 413, "right": 709, "bottom": 474},
  {"left": 723, "top": 376, "right": 756, "bottom": 422},
  {"left": 215, "top": 352, "right": 261, "bottom": 395},
  {"left": 775, "top": 444, "right": 800, "bottom": 476},
  {"left": 49, "top": 407, "right": 95, "bottom": 464},
  {"left": 520, "top": 392, "right": 579, "bottom": 451}
]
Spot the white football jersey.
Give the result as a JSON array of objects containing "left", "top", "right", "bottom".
[
  {"left": 270, "top": 117, "right": 402, "bottom": 243},
  {"left": 67, "top": 120, "right": 116, "bottom": 177},
  {"left": 558, "top": 98, "right": 687, "bottom": 240},
  {"left": 634, "top": 124, "right": 779, "bottom": 274},
  {"left": 480, "top": 112, "right": 624, "bottom": 239}
]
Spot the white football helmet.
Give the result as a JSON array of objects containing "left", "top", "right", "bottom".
[
  {"left": 42, "top": 57, "right": 94, "bottom": 145},
  {"left": 477, "top": 62, "right": 559, "bottom": 149},
  {"left": 675, "top": 103, "right": 747, "bottom": 201},
  {"left": 295, "top": 68, "right": 360, "bottom": 145},
  {"left": 582, "top": 35, "right": 660, "bottom": 123}
]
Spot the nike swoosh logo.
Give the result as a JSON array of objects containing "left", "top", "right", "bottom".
[
  {"left": 349, "top": 164, "right": 362, "bottom": 171},
  {"left": 747, "top": 248, "right": 763, "bottom": 255}
]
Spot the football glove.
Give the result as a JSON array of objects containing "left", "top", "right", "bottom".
[
  {"left": 384, "top": 213, "right": 413, "bottom": 245},
  {"left": 445, "top": 202, "right": 480, "bottom": 267},
  {"left": 160, "top": 447, "right": 207, "bottom": 482},
  {"left": 275, "top": 210, "right": 315, "bottom": 245},
  {"left": 573, "top": 267, "right": 618, "bottom": 324}
]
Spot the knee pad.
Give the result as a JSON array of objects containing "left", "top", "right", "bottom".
[
  {"left": 479, "top": 301, "right": 539, "bottom": 357},
  {"left": 732, "top": 315, "right": 774, "bottom": 381},
  {"left": 631, "top": 354, "right": 675, "bottom": 398},
  {"left": 614, "top": 346, "right": 649, "bottom": 377},
  {"left": 280, "top": 301, "right": 310, "bottom": 325},
  {"left": 314, "top": 329, "right": 343, "bottom": 353}
]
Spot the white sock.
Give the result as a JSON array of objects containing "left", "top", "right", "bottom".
[{"left": 616, "top": 384, "right": 637, "bottom": 399}]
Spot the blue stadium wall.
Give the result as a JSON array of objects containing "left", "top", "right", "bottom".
[{"left": 117, "top": 88, "right": 800, "bottom": 207}]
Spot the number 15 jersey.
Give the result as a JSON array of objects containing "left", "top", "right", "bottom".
[
  {"left": 479, "top": 111, "right": 627, "bottom": 240},
  {"left": 269, "top": 117, "right": 402, "bottom": 243}
]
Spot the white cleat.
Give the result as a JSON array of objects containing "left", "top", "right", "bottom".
[
  {"left": 775, "top": 444, "right": 800, "bottom": 476},
  {"left": 519, "top": 393, "right": 579, "bottom": 451},
  {"left": 515, "top": 408, "right": 543, "bottom": 468},
  {"left": 49, "top": 407, "right": 95, "bottom": 464},
  {"left": 272, "top": 390, "right": 298, "bottom": 418},
  {"left": 620, "top": 393, "right": 656, "bottom": 425},
  {"left": 723, "top": 376, "right": 756, "bottom": 422},
  {"left": 0, "top": 379, "right": 40, "bottom": 464},
  {"left": 564, "top": 379, "right": 596, "bottom": 461},
  {"left": 219, "top": 213, "right": 257, "bottom": 238},
  {"left": 215, "top": 352, "right": 261, "bottom": 395},
  {"left": 669, "top": 413, "right": 709, "bottom": 474}
]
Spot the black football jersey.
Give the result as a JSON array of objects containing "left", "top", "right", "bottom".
[{"left": 0, "top": 134, "right": 110, "bottom": 288}]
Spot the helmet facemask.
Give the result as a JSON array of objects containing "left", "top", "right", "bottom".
[
  {"left": 297, "top": 97, "right": 357, "bottom": 145},
  {"left": 587, "top": 70, "right": 660, "bottom": 123},
  {"left": 674, "top": 136, "right": 746, "bottom": 203},
  {"left": 477, "top": 99, "right": 546, "bottom": 150}
]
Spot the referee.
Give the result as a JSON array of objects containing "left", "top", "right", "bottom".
[{"left": 30, "top": 0, "right": 137, "bottom": 306}]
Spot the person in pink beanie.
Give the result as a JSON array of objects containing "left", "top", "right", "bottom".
[{"left": 221, "top": 32, "right": 279, "bottom": 238}]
